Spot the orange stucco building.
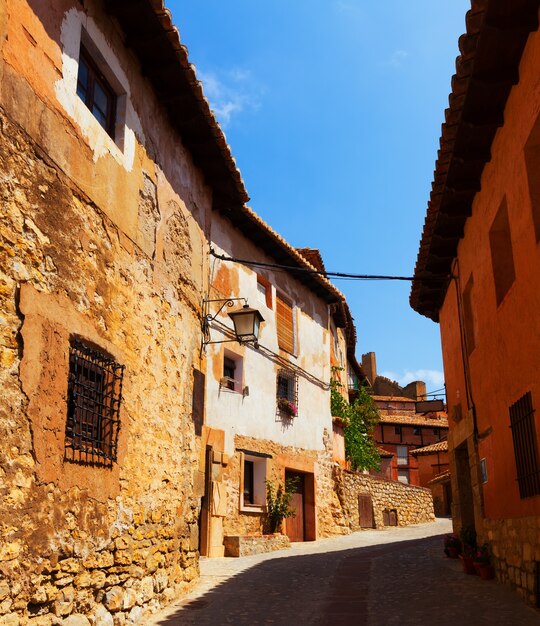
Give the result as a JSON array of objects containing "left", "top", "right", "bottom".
[{"left": 411, "top": 0, "right": 540, "bottom": 606}]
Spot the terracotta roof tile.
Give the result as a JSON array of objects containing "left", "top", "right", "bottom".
[
  {"left": 428, "top": 469, "right": 451, "bottom": 485},
  {"left": 410, "top": 0, "right": 539, "bottom": 320},
  {"left": 378, "top": 413, "right": 449, "bottom": 427},
  {"left": 410, "top": 441, "right": 448, "bottom": 455}
]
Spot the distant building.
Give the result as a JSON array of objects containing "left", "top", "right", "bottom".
[
  {"left": 364, "top": 353, "right": 448, "bottom": 486},
  {"left": 410, "top": 0, "right": 540, "bottom": 606}
]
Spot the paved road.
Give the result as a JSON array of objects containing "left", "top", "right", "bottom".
[{"left": 149, "top": 519, "right": 540, "bottom": 625}]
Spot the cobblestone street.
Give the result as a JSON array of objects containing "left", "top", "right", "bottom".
[{"left": 150, "top": 519, "right": 540, "bottom": 626}]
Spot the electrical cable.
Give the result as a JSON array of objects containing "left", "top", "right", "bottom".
[{"left": 210, "top": 248, "right": 452, "bottom": 284}]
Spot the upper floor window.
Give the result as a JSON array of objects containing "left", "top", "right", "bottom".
[
  {"left": 489, "top": 197, "right": 516, "bottom": 306},
  {"left": 276, "top": 294, "right": 295, "bottom": 354},
  {"left": 394, "top": 426, "right": 402, "bottom": 435},
  {"left": 256, "top": 274, "right": 272, "bottom": 308},
  {"left": 277, "top": 368, "right": 298, "bottom": 417},
  {"left": 220, "top": 351, "right": 243, "bottom": 393},
  {"left": 462, "top": 274, "right": 476, "bottom": 355},
  {"left": 413, "top": 427, "right": 421, "bottom": 436},
  {"left": 77, "top": 45, "right": 117, "bottom": 138},
  {"left": 524, "top": 110, "right": 540, "bottom": 242},
  {"left": 66, "top": 338, "right": 124, "bottom": 464},
  {"left": 396, "top": 445, "right": 408, "bottom": 466}
]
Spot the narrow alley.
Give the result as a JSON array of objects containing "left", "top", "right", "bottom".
[{"left": 149, "top": 520, "right": 540, "bottom": 625}]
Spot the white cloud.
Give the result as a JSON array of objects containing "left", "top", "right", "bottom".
[
  {"left": 196, "top": 67, "right": 261, "bottom": 127},
  {"left": 380, "top": 369, "right": 445, "bottom": 391},
  {"left": 385, "top": 49, "right": 409, "bottom": 68}
]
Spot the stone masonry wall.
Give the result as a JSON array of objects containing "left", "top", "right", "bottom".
[
  {"left": 333, "top": 468, "right": 435, "bottom": 531},
  {"left": 0, "top": 84, "right": 204, "bottom": 626},
  {"left": 222, "top": 433, "right": 337, "bottom": 539},
  {"left": 482, "top": 516, "right": 540, "bottom": 607}
]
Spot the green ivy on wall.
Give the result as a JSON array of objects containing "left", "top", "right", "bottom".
[{"left": 331, "top": 367, "right": 381, "bottom": 472}]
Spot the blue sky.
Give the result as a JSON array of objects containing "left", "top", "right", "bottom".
[{"left": 168, "top": 0, "right": 471, "bottom": 395}]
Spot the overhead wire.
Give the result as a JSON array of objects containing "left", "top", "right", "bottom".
[{"left": 210, "top": 248, "right": 452, "bottom": 283}]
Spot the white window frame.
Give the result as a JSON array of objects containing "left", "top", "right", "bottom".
[
  {"left": 240, "top": 452, "right": 267, "bottom": 513},
  {"left": 220, "top": 350, "right": 243, "bottom": 393}
]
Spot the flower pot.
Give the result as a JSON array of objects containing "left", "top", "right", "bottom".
[
  {"left": 446, "top": 546, "right": 459, "bottom": 559},
  {"left": 474, "top": 562, "right": 494, "bottom": 580},
  {"left": 459, "top": 555, "right": 477, "bottom": 575}
]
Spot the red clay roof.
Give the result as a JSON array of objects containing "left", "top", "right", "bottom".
[
  {"left": 410, "top": 0, "right": 539, "bottom": 321},
  {"left": 410, "top": 441, "right": 448, "bottom": 455},
  {"left": 373, "top": 395, "right": 417, "bottom": 403},
  {"left": 379, "top": 413, "right": 449, "bottom": 427},
  {"left": 296, "top": 248, "right": 327, "bottom": 273},
  {"left": 428, "top": 469, "right": 451, "bottom": 485}
]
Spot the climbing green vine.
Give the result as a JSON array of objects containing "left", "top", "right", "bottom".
[{"left": 331, "top": 367, "right": 381, "bottom": 471}]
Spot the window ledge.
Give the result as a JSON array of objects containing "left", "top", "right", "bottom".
[{"left": 240, "top": 504, "right": 265, "bottom": 514}]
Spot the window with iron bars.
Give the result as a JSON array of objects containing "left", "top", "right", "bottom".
[
  {"left": 276, "top": 368, "right": 298, "bottom": 417},
  {"left": 65, "top": 338, "right": 124, "bottom": 465},
  {"left": 509, "top": 391, "right": 540, "bottom": 499}
]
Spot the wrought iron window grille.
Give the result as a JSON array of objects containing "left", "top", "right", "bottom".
[
  {"left": 509, "top": 391, "right": 540, "bottom": 498},
  {"left": 276, "top": 368, "right": 298, "bottom": 418},
  {"left": 65, "top": 338, "right": 124, "bottom": 466}
]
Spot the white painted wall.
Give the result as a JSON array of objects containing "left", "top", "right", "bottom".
[{"left": 206, "top": 214, "right": 338, "bottom": 457}]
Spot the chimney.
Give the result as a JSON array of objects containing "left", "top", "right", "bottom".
[{"left": 362, "top": 352, "right": 377, "bottom": 386}]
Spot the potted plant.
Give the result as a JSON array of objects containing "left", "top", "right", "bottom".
[
  {"left": 278, "top": 397, "right": 298, "bottom": 418},
  {"left": 473, "top": 543, "right": 495, "bottom": 580},
  {"left": 443, "top": 533, "right": 461, "bottom": 558},
  {"left": 458, "top": 526, "right": 477, "bottom": 574},
  {"left": 265, "top": 477, "right": 298, "bottom": 533}
]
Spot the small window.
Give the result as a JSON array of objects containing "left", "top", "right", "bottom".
[
  {"left": 397, "top": 445, "right": 408, "bottom": 466},
  {"left": 433, "top": 428, "right": 439, "bottom": 436},
  {"left": 220, "top": 351, "right": 243, "bottom": 393},
  {"left": 240, "top": 453, "right": 267, "bottom": 510},
  {"left": 413, "top": 427, "right": 421, "bottom": 436},
  {"left": 524, "top": 110, "right": 540, "bottom": 242},
  {"left": 394, "top": 426, "right": 402, "bottom": 435},
  {"left": 276, "top": 294, "right": 295, "bottom": 353},
  {"left": 77, "top": 45, "right": 117, "bottom": 137},
  {"left": 489, "top": 197, "right": 516, "bottom": 306},
  {"left": 480, "top": 458, "right": 488, "bottom": 484},
  {"left": 509, "top": 391, "right": 540, "bottom": 498},
  {"left": 243, "top": 460, "right": 254, "bottom": 504},
  {"left": 66, "top": 338, "right": 124, "bottom": 464},
  {"left": 277, "top": 368, "right": 298, "bottom": 417},
  {"left": 397, "top": 469, "right": 409, "bottom": 484},
  {"left": 462, "top": 274, "right": 476, "bottom": 354},
  {"left": 223, "top": 357, "right": 236, "bottom": 391},
  {"left": 257, "top": 275, "right": 272, "bottom": 308}
]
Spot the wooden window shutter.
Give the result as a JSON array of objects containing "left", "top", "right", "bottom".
[{"left": 276, "top": 295, "right": 294, "bottom": 353}]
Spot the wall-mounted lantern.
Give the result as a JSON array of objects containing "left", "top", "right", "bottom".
[{"left": 202, "top": 298, "right": 264, "bottom": 349}]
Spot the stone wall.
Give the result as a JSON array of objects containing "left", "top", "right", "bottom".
[
  {"left": 221, "top": 433, "right": 337, "bottom": 540},
  {"left": 482, "top": 516, "right": 540, "bottom": 606},
  {"left": 0, "top": 0, "right": 210, "bottom": 616},
  {"left": 223, "top": 535, "right": 290, "bottom": 557},
  {"left": 333, "top": 468, "right": 435, "bottom": 530}
]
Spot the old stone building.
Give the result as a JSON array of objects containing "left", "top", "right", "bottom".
[
  {"left": 0, "top": 0, "right": 248, "bottom": 622},
  {"left": 411, "top": 0, "right": 540, "bottom": 607},
  {"left": 200, "top": 229, "right": 354, "bottom": 554}
]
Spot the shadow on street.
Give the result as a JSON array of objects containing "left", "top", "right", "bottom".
[{"left": 153, "top": 533, "right": 540, "bottom": 625}]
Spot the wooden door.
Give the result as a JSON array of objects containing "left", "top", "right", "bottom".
[
  {"left": 285, "top": 471, "right": 305, "bottom": 542},
  {"left": 358, "top": 494, "right": 374, "bottom": 528}
]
